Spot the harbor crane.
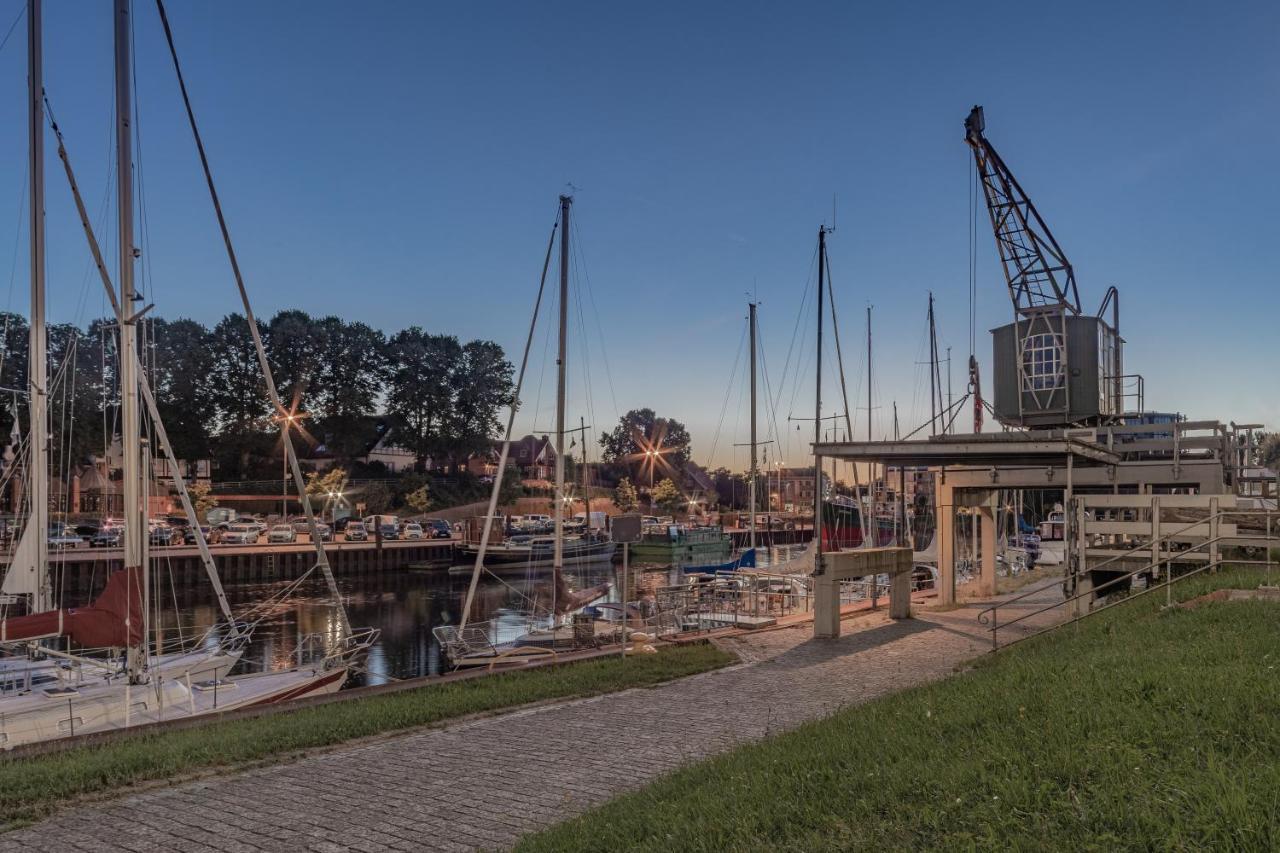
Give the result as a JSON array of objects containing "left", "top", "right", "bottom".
[{"left": 964, "top": 106, "right": 1127, "bottom": 428}]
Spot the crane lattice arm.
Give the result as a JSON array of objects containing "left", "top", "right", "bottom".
[{"left": 964, "top": 105, "right": 1080, "bottom": 316}]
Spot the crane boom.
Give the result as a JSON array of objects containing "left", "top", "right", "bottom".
[{"left": 964, "top": 105, "right": 1080, "bottom": 317}]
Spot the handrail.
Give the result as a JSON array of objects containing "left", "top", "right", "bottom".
[
  {"left": 981, "top": 525, "right": 1245, "bottom": 651},
  {"left": 977, "top": 507, "right": 1239, "bottom": 626}
]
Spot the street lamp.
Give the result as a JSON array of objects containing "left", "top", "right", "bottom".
[{"left": 274, "top": 410, "right": 309, "bottom": 519}]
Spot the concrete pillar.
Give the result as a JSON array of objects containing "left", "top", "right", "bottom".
[
  {"left": 977, "top": 492, "right": 998, "bottom": 597},
  {"left": 814, "top": 574, "right": 839, "bottom": 639},
  {"left": 888, "top": 567, "right": 911, "bottom": 619},
  {"left": 936, "top": 478, "right": 956, "bottom": 606}
]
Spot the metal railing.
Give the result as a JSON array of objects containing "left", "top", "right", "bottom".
[{"left": 978, "top": 508, "right": 1275, "bottom": 651}]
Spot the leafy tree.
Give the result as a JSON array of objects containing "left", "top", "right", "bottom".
[
  {"left": 614, "top": 477, "right": 639, "bottom": 513},
  {"left": 651, "top": 477, "right": 684, "bottom": 516},
  {"left": 311, "top": 318, "right": 387, "bottom": 460},
  {"left": 0, "top": 313, "right": 29, "bottom": 440},
  {"left": 305, "top": 466, "right": 349, "bottom": 497},
  {"left": 444, "top": 339, "right": 514, "bottom": 465},
  {"left": 599, "top": 408, "right": 692, "bottom": 484},
  {"left": 359, "top": 480, "right": 392, "bottom": 515},
  {"left": 205, "top": 314, "right": 271, "bottom": 478},
  {"left": 46, "top": 323, "right": 108, "bottom": 468},
  {"left": 189, "top": 480, "right": 218, "bottom": 519},
  {"left": 1258, "top": 433, "right": 1280, "bottom": 471},
  {"left": 385, "top": 328, "right": 461, "bottom": 470},
  {"left": 498, "top": 461, "right": 523, "bottom": 505},
  {"left": 405, "top": 483, "right": 431, "bottom": 513},
  {"left": 149, "top": 317, "right": 215, "bottom": 462},
  {"left": 266, "top": 310, "right": 326, "bottom": 413}
]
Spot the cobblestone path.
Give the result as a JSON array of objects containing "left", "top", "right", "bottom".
[{"left": 2, "top": 587, "right": 1063, "bottom": 851}]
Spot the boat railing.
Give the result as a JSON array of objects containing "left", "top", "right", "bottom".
[{"left": 432, "top": 622, "right": 500, "bottom": 662}]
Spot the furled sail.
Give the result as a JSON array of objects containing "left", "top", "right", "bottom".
[{"left": 0, "top": 567, "right": 142, "bottom": 648}]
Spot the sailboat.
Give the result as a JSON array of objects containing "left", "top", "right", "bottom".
[
  {"left": 0, "top": 0, "right": 371, "bottom": 748},
  {"left": 436, "top": 195, "right": 611, "bottom": 667}
]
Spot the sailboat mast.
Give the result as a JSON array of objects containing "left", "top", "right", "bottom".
[
  {"left": 748, "top": 301, "right": 757, "bottom": 551},
  {"left": 813, "top": 227, "right": 825, "bottom": 570},
  {"left": 115, "top": 0, "right": 145, "bottom": 679},
  {"left": 866, "top": 305, "right": 872, "bottom": 442},
  {"left": 928, "top": 293, "right": 938, "bottom": 435},
  {"left": 27, "top": 0, "right": 49, "bottom": 612},
  {"left": 580, "top": 415, "right": 589, "bottom": 528},
  {"left": 553, "top": 195, "right": 571, "bottom": 610}
]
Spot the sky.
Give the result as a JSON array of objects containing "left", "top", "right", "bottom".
[{"left": 0, "top": 0, "right": 1275, "bottom": 471}]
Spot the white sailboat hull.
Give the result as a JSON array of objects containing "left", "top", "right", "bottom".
[{"left": 0, "top": 648, "right": 242, "bottom": 749}]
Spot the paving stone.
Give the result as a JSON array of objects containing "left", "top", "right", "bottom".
[{"left": 0, "top": 589, "right": 1061, "bottom": 851}]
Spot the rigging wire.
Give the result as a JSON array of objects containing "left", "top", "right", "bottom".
[
  {"left": 0, "top": 5, "right": 24, "bottom": 58},
  {"left": 703, "top": 320, "right": 747, "bottom": 470},
  {"left": 570, "top": 216, "right": 620, "bottom": 426}
]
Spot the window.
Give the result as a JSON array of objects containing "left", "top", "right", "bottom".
[{"left": 1021, "top": 333, "right": 1063, "bottom": 391}]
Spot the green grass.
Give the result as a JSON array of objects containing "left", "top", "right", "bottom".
[
  {"left": 519, "top": 567, "right": 1280, "bottom": 852},
  {"left": 0, "top": 642, "right": 735, "bottom": 830}
]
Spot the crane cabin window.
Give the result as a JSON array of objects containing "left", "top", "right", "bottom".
[{"left": 1022, "top": 332, "right": 1064, "bottom": 391}]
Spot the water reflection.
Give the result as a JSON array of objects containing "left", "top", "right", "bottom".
[{"left": 158, "top": 544, "right": 809, "bottom": 687}]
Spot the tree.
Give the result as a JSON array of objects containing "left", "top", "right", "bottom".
[
  {"left": 384, "top": 328, "right": 461, "bottom": 470},
  {"left": 150, "top": 317, "right": 215, "bottom": 462},
  {"left": 189, "top": 480, "right": 218, "bottom": 520},
  {"left": 0, "top": 313, "right": 29, "bottom": 441},
  {"left": 599, "top": 408, "right": 692, "bottom": 484},
  {"left": 1258, "top": 433, "right": 1280, "bottom": 471},
  {"left": 651, "top": 477, "right": 684, "bottom": 516},
  {"left": 405, "top": 483, "right": 431, "bottom": 513},
  {"left": 444, "top": 339, "right": 514, "bottom": 465},
  {"left": 47, "top": 322, "right": 108, "bottom": 468},
  {"left": 206, "top": 314, "right": 272, "bottom": 478},
  {"left": 360, "top": 481, "right": 392, "bottom": 515},
  {"left": 311, "top": 318, "right": 388, "bottom": 461},
  {"left": 266, "top": 310, "right": 326, "bottom": 414},
  {"left": 305, "top": 467, "right": 348, "bottom": 497},
  {"left": 614, "top": 477, "right": 639, "bottom": 513},
  {"left": 498, "top": 461, "right": 523, "bottom": 505}
]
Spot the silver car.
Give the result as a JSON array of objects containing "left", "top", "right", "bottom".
[
  {"left": 267, "top": 524, "right": 297, "bottom": 544},
  {"left": 221, "top": 523, "right": 261, "bottom": 546}
]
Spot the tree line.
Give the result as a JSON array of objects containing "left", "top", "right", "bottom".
[{"left": 0, "top": 311, "right": 514, "bottom": 481}]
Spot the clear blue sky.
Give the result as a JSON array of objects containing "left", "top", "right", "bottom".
[{"left": 0, "top": 0, "right": 1275, "bottom": 469}]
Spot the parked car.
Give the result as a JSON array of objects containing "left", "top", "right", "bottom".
[
  {"left": 267, "top": 524, "right": 297, "bottom": 544},
  {"left": 149, "top": 526, "right": 182, "bottom": 547},
  {"left": 311, "top": 523, "right": 333, "bottom": 542},
  {"left": 427, "top": 518, "right": 454, "bottom": 539},
  {"left": 48, "top": 525, "right": 84, "bottom": 549},
  {"left": 90, "top": 527, "right": 123, "bottom": 548},
  {"left": 290, "top": 516, "right": 312, "bottom": 533},
  {"left": 221, "top": 523, "right": 262, "bottom": 546},
  {"left": 184, "top": 525, "right": 219, "bottom": 546},
  {"left": 344, "top": 524, "right": 367, "bottom": 542},
  {"left": 402, "top": 522, "right": 424, "bottom": 540},
  {"left": 378, "top": 523, "right": 399, "bottom": 541}
]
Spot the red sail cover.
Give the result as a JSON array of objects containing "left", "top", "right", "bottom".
[{"left": 0, "top": 567, "right": 144, "bottom": 648}]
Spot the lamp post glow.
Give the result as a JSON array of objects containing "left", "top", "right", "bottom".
[{"left": 274, "top": 410, "right": 308, "bottom": 518}]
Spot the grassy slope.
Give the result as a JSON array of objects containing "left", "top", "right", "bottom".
[
  {"left": 520, "top": 567, "right": 1280, "bottom": 852},
  {"left": 0, "top": 643, "right": 735, "bottom": 829}
]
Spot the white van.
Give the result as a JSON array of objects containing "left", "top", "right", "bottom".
[
  {"left": 363, "top": 514, "right": 400, "bottom": 533},
  {"left": 573, "top": 511, "right": 608, "bottom": 530}
]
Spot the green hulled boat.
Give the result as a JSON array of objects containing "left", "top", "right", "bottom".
[{"left": 629, "top": 525, "right": 733, "bottom": 566}]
